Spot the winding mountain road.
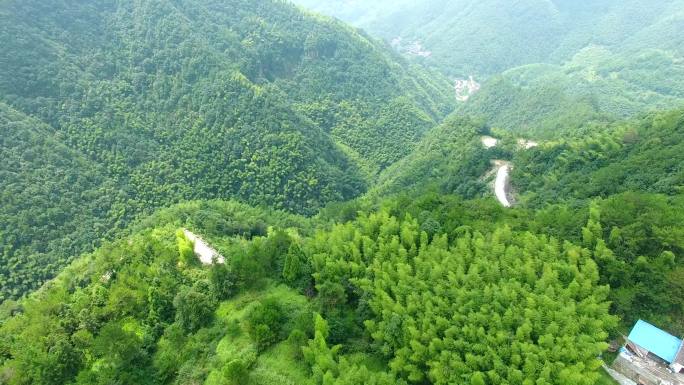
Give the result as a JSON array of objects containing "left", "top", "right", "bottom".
[
  {"left": 494, "top": 161, "right": 513, "bottom": 208},
  {"left": 481, "top": 136, "right": 538, "bottom": 208}
]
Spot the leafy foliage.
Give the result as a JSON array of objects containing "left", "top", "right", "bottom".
[
  {"left": 0, "top": 201, "right": 312, "bottom": 384},
  {"left": 513, "top": 109, "right": 684, "bottom": 203},
  {"left": 307, "top": 211, "right": 616, "bottom": 385},
  {"left": 2, "top": 2, "right": 684, "bottom": 385},
  {"left": 0, "top": 103, "right": 129, "bottom": 301},
  {"left": 460, "top": 49, "right": 684, "bottom": 138},
  {"left": 372, "top": 115, "right": 495, "bottom": 198},
  {"left": 0, "top": 198, "right": 621, "bottom": 384}
]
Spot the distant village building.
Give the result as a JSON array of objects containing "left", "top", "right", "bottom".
[
  {"left": 612, "top": 320, "right": 684, "bottom": 385},
  {"left": 454, "top": 76, "right": 481, "bottom": 102}
]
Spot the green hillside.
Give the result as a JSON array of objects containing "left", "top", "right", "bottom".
[
  {"left": 0, "top": 199, "right": 618, "bottom": 385},
  {"left": 0, "top": 0, "right": 454, "bottom": 301},
  {"left": 459, "top": 47, "right": 684, "bottom": 138},
  {"left": 507, "top": 109, "right": 684, "bottom": 330},
  {"left": 365, "top": 107, "right": 684, "bottom": 335},
  {"left": 3, "top": 1, "right": 684, "bottom": 385},
  {"left": 376, "top": 107, "right": 683, "bottom": 208},
  {"left": 372, "top": 115, "right": 493, "bottom": 198},
  {"left": 512, "top": 108, "right": 684, "bottom": 206},
  {"left": 1, "top": 0, "right": 453, "bottom": 171},
  {"left": 3, "top": 173, "right": 681, "bottom": 383},
  {"left": 293, "top": 0, "right": 563, "bottom": 76},
  {"left": 0, "top": 103, "right": 130, "bottom": 300}
]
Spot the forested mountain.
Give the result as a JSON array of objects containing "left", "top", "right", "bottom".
[
  {"left": 292, "top": 0, "right": 684, "bottom": 77},
  {"left": 368, "top": 106, "right": 684, "bottom": 334},
  {"left": 294, "top": 0, "right": 684, "bottom": 137},
  {"left": 3, "top": 167, "right": 681, "bottom": 383},
  {"left": 0, "top": 0, "right": 454, "bottom": 300},
  {"left": 0, "top": 102, "right": 131, "bottom": 300},
  {"left": 512, "top": 108, "right": 684, "bottom": 333},
  {"left": 513, "top": 108, "right": 684, "bottom": 204},
  {"left": 459, "top": 47, "right": 684, "bottom": 138},
  {"left": 294, "top": 0, "right": 566, "bottom": 76},
  {"left": 371, "top": 115, "right": 493, "bottom": 198},
  {"left": 2, "top": 1, "right": 684, "bottom": 385}
]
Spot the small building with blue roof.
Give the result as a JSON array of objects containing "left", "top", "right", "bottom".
[{"left": 626, "top": 319, "right": 684, "bottom": 373}]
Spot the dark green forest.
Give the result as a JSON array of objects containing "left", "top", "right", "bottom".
[
  {"left": 1, "top": 0, "right": 684, "bottom": 384},
  {"left": 0, "top": 0, "right": 453, "bottom": 300}
]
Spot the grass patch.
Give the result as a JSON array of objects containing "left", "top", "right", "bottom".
[
  {"left": 252, "top": 341, "right": 312, "bottom": 385},
  {"left": 205, "top": 283, "right": 314, "bottom": 384}
]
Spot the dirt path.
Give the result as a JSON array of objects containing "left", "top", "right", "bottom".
[
  {"left": 183, "top": 229, "right": 225, "bottom": 265},
  {"left": 517, "top": 139, "right": 539, "bottom": 149}
]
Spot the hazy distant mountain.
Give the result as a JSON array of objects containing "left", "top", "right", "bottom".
[
  {"left": 294, "top": 0, "right": 684, "bottom": 137},
  {"left": 292, "top": 0, "right": 684, "bottom": 77}
]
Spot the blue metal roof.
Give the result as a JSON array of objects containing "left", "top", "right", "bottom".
[{"left": 628, "top": 319, "right": 682, "bottom": 363}]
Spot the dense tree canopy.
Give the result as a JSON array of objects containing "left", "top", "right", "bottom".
[
  {"left": 0, "top": 0, "right": 454, "bottom": 300},
  {"left": 459, "top": 50, "right": 684, "bottom": 138},
  {"left": 2, "top": 1, "right": 684, "bottom": 385},
  {"left": 513, "top": 108, "right": 684, "bottom": 203},
  {"left": 307, "top": 211, "right": 616, "bottom": 385},
  {"left": 0, "top": 200, "right": 620, "bottom": 385}
]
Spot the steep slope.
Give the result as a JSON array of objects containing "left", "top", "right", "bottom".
[
  {"left": 512, "top": 108, "right": 684, "bottom": 205},
  {"left": 370, "top": 112, "right": 534, "bottom": 205},
  {"left": 374, "top": 108, "right": 684, "bottom": 331},
  {"left": 0, "top": 102, "right": 129, "bottom": 301},
  {"left": 373, "top": 107, "right": 684, "bottom": 212},
  {"left": 509, "top": 109, "right": 684, "bottom": 329},
  {"left": 293, "top": 0, "right": 563, "bottom": 76},
  {"left": 372, "top": 115, "right": 493, "bottom": 198},
  {"left": 0, "top": 0, "right": 453, "bottom": 172},
  {"left": 3, "top": 106, "right": 683, "bottom": 384},
  {"left": 0, "top": 0, "right": 454, "bottom": 300}
]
